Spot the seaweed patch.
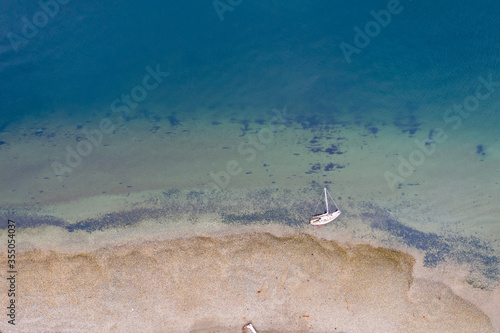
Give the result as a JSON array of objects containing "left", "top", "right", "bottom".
[
  {"left": 367, "top": 215, "right": 451, "bottom": 266},
  {"left": 162, "top": 189, "right": 181, "bottom": 198},
  {"left": 167, "top": 114, "right": 180, "bottom": 126},
  {"left": 306, "top": 141, "right": 345, "bottom": 155},
  {"left": 364, "top": 123, "right": 379, "bottom": 136},
  {"left": 324, "top": 144, "right": 343, "bottom": 155},
  {"left": 476, "top": 144, "right": 485, "bottom": 156},
  {"left": 363, "top": 211, "right": 499, "bottom": 281},
  {"left": 0, "top": 212, "right": 66, "bottom": 229},
  {"left": 298, "top": 115, "right": 323, "bottom": 129},
  {"left": 306, "top": 161, "right": 346, "bottom": 174},
  {"left": 394, "top": 115, "right": 421, "bottom": 137},
  {"left": 324, "top": 163, "right": 344, "bottom": 171},
  {"left": 305, "top": 163, "right": 321, "bottom": 174},
  {"left": 66, "top": 207, "right": 166, "bottom": 233},
  {"left": 221, "top": 208, "right": 302, "bottom": 226},
  {"left": 239, "top": 119, "right": 250, "bottom": 135}
]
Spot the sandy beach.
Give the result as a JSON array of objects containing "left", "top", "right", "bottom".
[{"left": 0, "top": 229, "right": 495, "bottom": 333}]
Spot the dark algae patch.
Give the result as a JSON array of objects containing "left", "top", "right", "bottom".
[
  {"left": 298, "top": 115, "right": 323, "bottom": 129},
  {"left": 221, "top": 208, "right": 303, "bottom": 226},
  {"left": 304, "top": 134, "right": 346, "bottom": 155},
  {"left": 362, "top": 209, "right": 499, "bottom": 281},
  {"left": 367, "top": 214, "right": 451, "bottom": 266},
  {"left": 476, "top": 144, "right": 485, "bottom": 156},
  {"left": 364, "top": 123, "right": 379, "bottom": 136},
  {"left": 306, "top": 162, "right": 346, "bottom": 174},
  {"left": 324, "top": 162, "right": 344, "bottom": 171},
  {"left": 0, "top": 211, "right": 66, "bottom": 229},
  {"left": 394, "top": 114, "right": 421, "bottom": 137},
  {"left": 167, "top": 114, "right": 180, "bottom": 126},
  {"left": 66, "top": 207, "right": 166, "bottom": 232},
  {"left": 239, "top": 119, "right": 250, "bottom": 135},
  {"left": 324, "top": 144, "right": 343, "bottom": 155}
]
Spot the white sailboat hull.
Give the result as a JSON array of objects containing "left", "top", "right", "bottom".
[{"left": 309, "top": 210, "right": 341, "bottom": 226}]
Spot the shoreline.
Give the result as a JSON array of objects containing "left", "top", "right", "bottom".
[
  {"left": 1, "top": 224, "right": 498, "bottom": 332},
  {"left": 0, "top": 229, "right": 496, "bottom": 332}
]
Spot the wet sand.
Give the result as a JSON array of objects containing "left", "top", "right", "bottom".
[{"left": 0, "top": 231, "right": 493, "bottom": 333}]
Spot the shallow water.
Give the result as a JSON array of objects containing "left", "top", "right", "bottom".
[{"left": 1, "top": 0, "right": 499, "bottom": 331}]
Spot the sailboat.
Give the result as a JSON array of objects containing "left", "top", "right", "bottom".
[
  {"left": 244, "top": 323, "right": 258, "bottom": 333},
  {"left": 309, "top": 187, "right": 341, "bottom": 226}
]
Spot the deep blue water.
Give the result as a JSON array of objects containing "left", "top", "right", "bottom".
[{"left": 1, "top": 0, "right": 499, "bottom": 127}]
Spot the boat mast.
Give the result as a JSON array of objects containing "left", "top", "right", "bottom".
[{"left": 324, "top": 187, "right": 329, "bottom": 214}]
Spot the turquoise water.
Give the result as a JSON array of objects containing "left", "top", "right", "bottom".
[{"left": 1, "top": 0, "right": 500, "bottom": 289}]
